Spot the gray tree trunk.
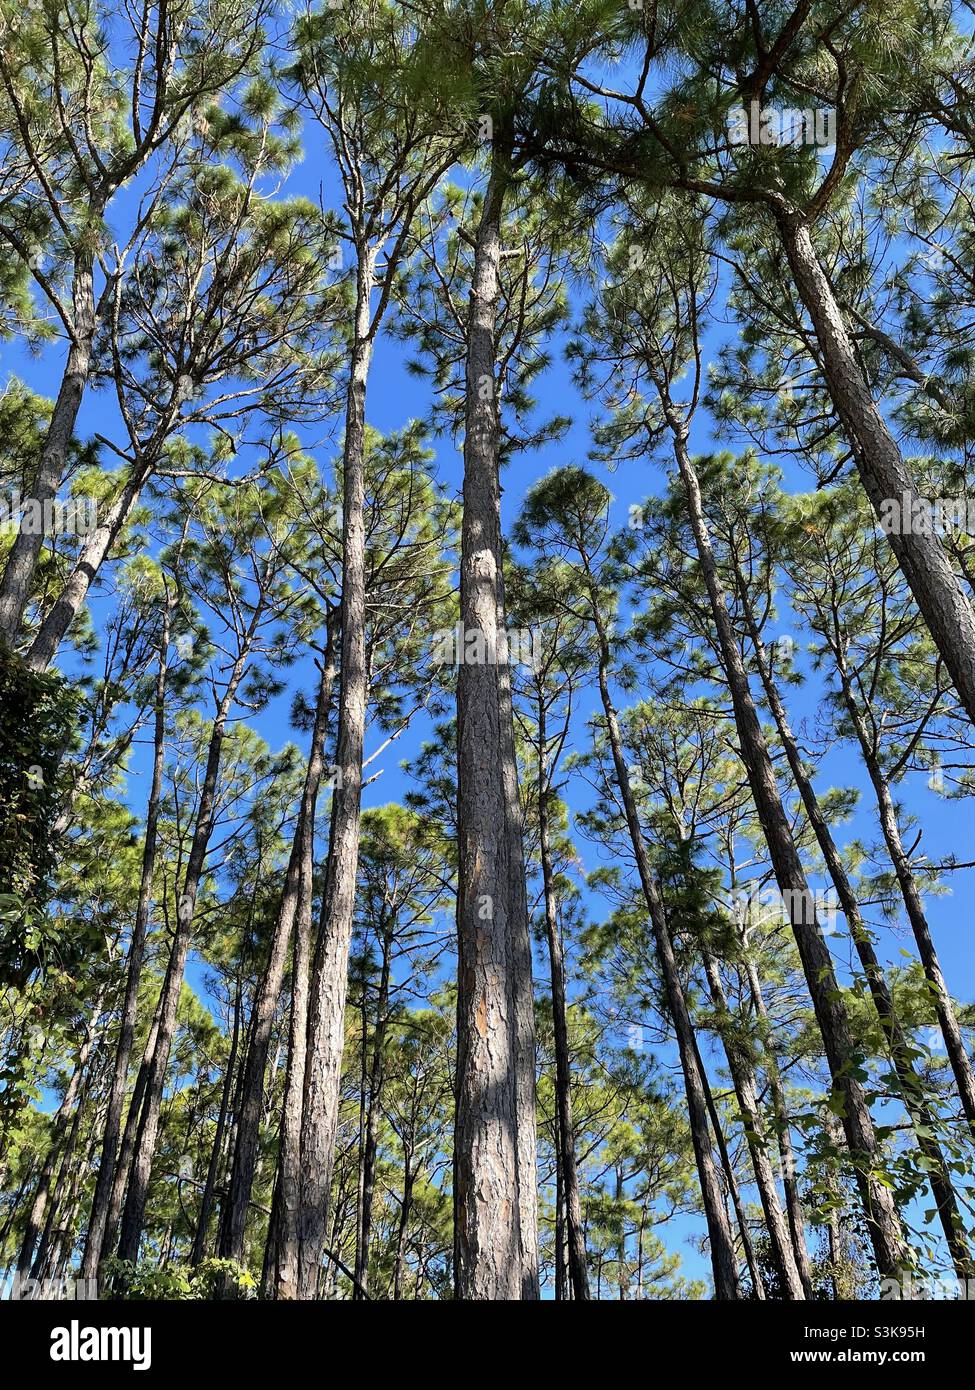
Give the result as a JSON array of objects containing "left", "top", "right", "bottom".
[
  {"left": 536, "top": 695, "right": 589, "bottom": 1300},
  {"left": 454, "top": 140, "right": 539, "bottom": 1300},
  {"left": 296, "top": 268, "right": 374, "bottom": 1299},
  {"left": 699, "top": 948, "right": 806, "bottom": 1298},
  {"left": 737, "top": 573, "right": 974, "bottom": 1279},
  {"left": 220, "top": 631, "right": 337, "bottom": 1270},
  {"left": 0, "top": 253, "right": 96, "bottom": 641},
  {"left": 667, "top": 419, "right": 910, "bottom": 1279},
  {"left": 777, "top": 215, "right": 975, "bottom": 727},
  {"left": 80, "top": 609, "right": 169, "bottom": 1280},
  {"left": 116, "top": 617, "right": 257, "bottom": 1263}
]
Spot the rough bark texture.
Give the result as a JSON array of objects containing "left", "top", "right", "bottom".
[
  {"left": 296, "top": 274, "right": 373, "bottom": 1299},
  {"left": 536, "top": 696, "right": 589, "bottom": 1300},
  {"left": 80, "top": 613, "right": 169, "bottom": 1280},
  {"left": 700, "top": 948, "right": 806, "bottom": 1298},
  {"left": 669, "top": 421, "right": 910, "bottom": 1279},
  {"left": 738, "top": 579, "right": 974, "bottom": 1278},
  {"left": 777, "top": 214, "right": 975, "bottom": 727},
  {"left": 0, "top": 252, "right": 96, "bottom": 641},
  {"left": 454, "top": 144, "right": 539, "bottom": 1301}
]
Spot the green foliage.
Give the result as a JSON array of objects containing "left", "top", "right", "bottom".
[{"left": 0, "top": 643, "right": 80, "bottom": 977}]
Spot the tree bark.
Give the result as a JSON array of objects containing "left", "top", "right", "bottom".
[
  {"left": 736, "top": 572, "right": 975, "bottom": 1279},
  {"left": 777, "top": 213, "right": 975, "bottom": 727},
  {"left": 26, "top": 459, "right": 152, "bottom": 672},
  {"left": 666, "top": 418, "right": 911, "bottom": 1280},
  {"left": 191, "top": 977, "right": 243, "bottom": 1266},
  {"left": 116, "top": 614, "right": 258, "bottom": 1263},
  {"left": 296, "top": 260, "right": 374, "bottom": 1298},
  {"left": 0, "top": 251, "right": 97, "bottom": 641},
  {"left": 220, "top": 632, "right": 336, "bottom": 1271},
  {"left": 688, "top": 1024, "right": 766, "bottom": 1299},
  {"left": 81, "top": 609, "right": 169, "bottom": 1280},
  {"left": 833, "top": 651, "right": 975, "bottom": 1142},
  {"left": 454, "top": 137, "right": 539, "bottom": 1300},
  {"left": 352, "top": 916, "right": 393, "bottom": 1300},
  {"left": 536, "top": 694, "right": 589, "bottom": 1300},
  {"left": 738, "top": 947, "right": 815, "bottom": 1294},
  {"left": 587, "top": 590, "right": 742, "bottom": 1298},
  {"left": 699, "top": 947, "right": 806, "bottom": 1298}
]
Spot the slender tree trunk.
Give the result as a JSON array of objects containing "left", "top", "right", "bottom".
[
  {"left": 614, "top": 1166, "right": 628, "bottom": 1299},
  {"left": 588, "top": 602, "right": 741, "bottom": 1298},
  {"left": 777, "top": 213, "right": 975, "bottom": 726},
  {"left": 665, "top": 417, "right": 910, "bottom": 1279},
  {"left": 81, "top": 611, "right": 169, "bottom": 1280},
  {"left": 17, "top": 1049, "right": 89, "bottom": 1281},
  {"left": 353, "top": 917, "right": 394, "bottom": 1301},
  {"left": 26, "top": 459, "right": 152, "bottom": 672},
  {"left": 0, "top": 252, "right": 97, "bottom": 640},
  {"left": 536, "top": 697, "right": 589, "bottom": 1300},
  {"left": 455, "top": 134, "right": 539, "bottom": 1302},
  {"left": 699, "top": 948, "right": 806, "bottom": 1298},
  {"left": 192, "top": 978, "right": 243, "bottom": 1267},
  {"left": 553, "top": 1118, "right": 568, "bottom": 1300},
  {"left": 296, "top": 268, "right": 373, "bottom": 1299},
  {"left": 739, "top": 946, "right": 815, "bottom": 1295},
  {"left": 117, "top": 623, "right": 257, "bottom": 1263},
  {"left": 392, "top": 1155, "right": 414, "bottom": 1301},
  {"left": 220, "top": 633, "right": 336, "bottom": 1270},
  {"left": 833, "top": 654, "right": 975, "bottom": 1142},
  {"left": 689, "top": 1025, "right": 765, "bottom": 1299},
  {"left": 29, "top": 1065, "right": 102, "bottom": 1288},
  {"left": 737, "top": 577, "right": 974, "bottom": 1278}
]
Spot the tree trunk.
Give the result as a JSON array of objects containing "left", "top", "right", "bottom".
[
  {"left": 588, "top": 600, "right": 742, "bottom": 1298},
  {"left": 454, "top": 132, "right": 539, "bottom": 1302},
  {"left": 777, "top": 213, "right": 975, "bottom": 727},
  {"left": 738, "top": 947, "right": 815, "bottom": 1294},
  {"left": 699, "top": 947, "right": 806, "bottom": 1297},
  {"left": 17, "top": 1046, "right": 90, "bottom": 1282},
  {"left": 353, "top": 917, "right": 394, "bottom": 1300},
  {"left": 833, "top": 652, "right": 975, "bottom": 1142},
  {"left": 81, "top": 610, "right": 169, "bottom": 1280},
  {"left": 26, "top": 459, "right": 152, "bottom": 672},
  {"left": 0, "top": 251, "right": 96, "bottom": 641},
  {"left": 737, "top": 574, "right": 974, "bottom": 1279},
  {"left": 220, "top": 632, "right": 336, "bottom": 1271},
  {"left": 116, "top": 621, "right": 257, "bottom": 1263},
  {"left": 666, "top": 418, "right": 910, "bottom": 1280},
  {"left": 191, "top": 977, "right": 243, "bottom": 1267},
  {"left": 392, "top": 1155, "right": 414, "bottom": 1301},
  {"left": 688, "top": 1024, "right": 766, "bottom": 1299},
  {"left": 295, "top": 264, "right": 373, "bottom": 1299},
  {"left": 536, "top": 695, "right": 589, "bottom": 1300}
]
